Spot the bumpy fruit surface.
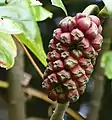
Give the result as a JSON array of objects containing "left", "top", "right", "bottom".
[{"left": 42, "top": 13, "right": 103, "bottom": 103}]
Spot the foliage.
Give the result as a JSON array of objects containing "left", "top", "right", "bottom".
[
  {"left": 101, "top": 51, "right": 112, "bottom": 79},
  {"left": 0, "top": 0, "right": 68, "bottom": 69},
  {"left": 0, "top": 0, "right": 53, "bottom": 68},
  {"left": 0, "top": 32, "right": 17, "bottom": 69},
  {"left": 102, "top": 0, "right": 112, "bottom": 14},
  {"left": 51, "top": 0, "right": 68, "bottom": 16}
]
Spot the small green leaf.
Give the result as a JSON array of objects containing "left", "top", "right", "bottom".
[
  {"left": 31, "top": 6, "right": 53, "bottom": 21},
  {"left": 0, "top": 0, "right": 5, "bottom": 6},
  {"left": 0, "top": 18, "right": 22, "bottom": 34},
  {"left": 0, "top": 32, "right": 17, "bottom": 69},
  {"left": 101, "top": 51, "right": 112, "bottom": 79},
  {"left": 102, "top": 0, "right": 112, "bottom": 14},
  {"left": 51, "top": 0, "right": 68, "bottom": 16},
  {"left": 16, "top": 34, "right": 47, "bottom": 67},
  {"left": 30, "top": 0, "right": 43, "bottom": 6},
  {"left": 0, "top": 80, "right": 8, "bottom": 88}
]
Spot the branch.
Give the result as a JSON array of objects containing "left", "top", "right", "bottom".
[
  {"left": 8, "top": 39, "right": 25, "bottom": 120},
  {"left": 11, "top": 34, "right": 43, "bottom": 79}
]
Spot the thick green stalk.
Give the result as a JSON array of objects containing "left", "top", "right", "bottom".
[
  {"left": 50, "top": 102, "right": 69, "bottom": 120},
  {"left": 82, "top": 4, "right": 100, "bottom": 16}
]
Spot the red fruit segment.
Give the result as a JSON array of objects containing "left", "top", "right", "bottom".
[
  {"left": 91, "top": 34, "right": 103, "bottom": 52},
  {"left": 79, "top": 58, "right": 91, "bottom": 68},
  {"left": 85, "top": 64, "right": 93, "bottom": 75},
  {"left": 64, "top": 56, "right": 78, "bottom": 70},
  {"left": 57, "top": 70, "right": 71, "bottom": 82},
  {"left": 45, "top": 62, "right": 53, "bottom": 75},
  {"left": 76, "top": 75, "right": 89, "bottom": 86},
  {"left": 71, "top": 65, "right": 85, "bottom": 79},
  {"left": 89, "top": 15, "right": 100, "bottom": 26},
  {"left": 42, "top": 78, "right": 53, "bottom": 90},
  {"left": 57, "top": 94, "right": 67, "bottom": 103},
  {"left": 83, "top": 46, "right": 96, "bottom": 58},
  {"left": 61, "top": 51, "right": 70, "bottom": 59},
  {"left": 48, "top": 73, "right": 58, "bottom": 83},
  {"left": 47, "top": 50, "right": 60, "bottom": 61},
  {"left": 53, "top": 60, "right": 64, "bottom": 71},
  {"left": 43, "top": 70, "right": 48, "bottom": 79},
  {"left": 76, "top": 13, "right": 86, "bottom": 19},
  {"left": 48, "top": 91, "right": 57, "bottom": 101},
  {"left": 60, "top": 32, "right": 71, "bottom": 45},
  {"left": 71, "top": 29, "right": 84, "bottom": 43},
  {"left": 59, "top": 16, "right": 76, "bottom": 32},
  {"left": 53, "top": 28, "right": 62, "bottom": 40},
  {"left": 63, "top": 79, "right": 77, "bottom": 90},
  {"left": 71, "top": 49, "right": 83, "bottom": 59},
  {"left": 56, "top": 43, "right": 69, "bottom": 52},
  {"left": 91, "top": 56, "right": 97, "bottom": 65},
  {"left": 98, "top": 25, "right": 102, "bottom": 34},
  {"left": 78, "top": 38, "right": 90, "bottom": 49},
  {"left": 67, "top": 89, "right": 79, "bottom": 102},
  {"left": 85, "top": 22, "right": 98, "bottom": 40},
  {"left": 48, "top": 39, "right": 56, "bottom": 51},
  {"left": 78, "top": 84, "right": 86, "bottom": 95},
  {"left": 77, "top": 17, "right": 91, "bottom": 32}
]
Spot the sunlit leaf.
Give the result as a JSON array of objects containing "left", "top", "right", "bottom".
[
  {"left": 0, "top": 32, "right": 17, "bottom": 69},
  {"left": 31, "top": 6, "right": 53, "bottom": 21},
  {"left": 0, "top": 18, "right": 22, "bottom": 34},
  {"left": 0, "top": 0, "right": 47, "bottom": 66},
  {"left": 17, "top": 34, "right": 47, "bottom": 67},
  {"left": 102, "top": 0, "right": 112, "bottom": 14},
  {"left": 0, "top": 0, "right": 5, "bottom": 6},
  {"left": 0, "top": 80, "right": 8, "bottom": 88},
  {"left": 101, "top": 51, "right": 112, "bottom": 79},
  {"left": 51, "top": 0, "right": 68, "bottom": 16},
  {"left": 30, "top": 0, "right": 43, "bottom": 6}
]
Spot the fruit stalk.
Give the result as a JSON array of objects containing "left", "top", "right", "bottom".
[{"left": 50, "top": 102, "right": 69, "bottom": 120}]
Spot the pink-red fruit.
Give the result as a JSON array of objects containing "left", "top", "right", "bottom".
[{"left": 42, "top": 12, "right": 103, "bottom": 103}]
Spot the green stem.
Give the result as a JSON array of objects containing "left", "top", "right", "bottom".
[
  {"left": 82, "top": 4, "right": 100, "bottom": 16},
  {"left": 50, "top": 102, "right": 69, "bottom": 120}
]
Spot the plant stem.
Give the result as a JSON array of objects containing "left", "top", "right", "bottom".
[
  {"left": 11, "top": 34, "right": 43, "bottom": 79},
  {"left": 50, "top": 102, "right": 69, "bottom": 120},
  {"left": 87, "top": 16, "right": 112, "bottom": 120},
  {"left": 8, "top": 40, "right": 25, "bottom": 120},
  {"left": 82, "top": 4, "right": 100, "bottom": 16}
]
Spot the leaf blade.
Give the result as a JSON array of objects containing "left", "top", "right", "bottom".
[
  {"left": 51, "top": 0, "right": 68, "bottom": 16},
  {"left": 101, "top": 51, "right": 112, "bottom": 79},
  {"left": 0, "top": 32, "right": 17, "bottom": 69},
  {"left": 31, "top": 6, "right": 53, "bottom": 21},
  {"left": 102, "top": 0, "right": 112, "bottom": 14}
]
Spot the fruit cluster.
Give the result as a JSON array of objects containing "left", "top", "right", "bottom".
[{"left": 42, "top": 13, "right": 103, "bottom": 103}]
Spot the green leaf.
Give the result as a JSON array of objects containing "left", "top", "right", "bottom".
[
  {"left": 31, "top": 6, "right": 53, "bottom": 21},
  {"left": 0, "top": 0, "right": 5, "bottom": 6},
  {"left": 0, "top": 18, "right": 22, "bottom": 34},
  {"left": 102, "top": 0, "right": 112, "bottom": 14},
  {"left": 0, "top": 32, "right": 17, "bottom": 69},
  {"left": 30, "top": 0, "right": 43, "bottom": 6},
  {"left": 51, "top": 0, "right": 68, "bottom": 16},
  {"left": 101, "top": 51, "right": 112, "bottom": 79},
  {"left": 16, "top": 34, "right": 47, "bottom": 67},
  {"left": 0, "top": 80, "right": 8, "bottom": 88},
  {"left": 0, "top": 0, "right": 47, "bottom": 66}
]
